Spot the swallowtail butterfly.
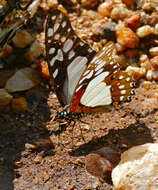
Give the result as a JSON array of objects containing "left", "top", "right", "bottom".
[
  {"left": 0, "top": 0, "right": 40, "bottom": 48},
  {"left": 45, "top": 9, "right": 136, "bottom": 123}
]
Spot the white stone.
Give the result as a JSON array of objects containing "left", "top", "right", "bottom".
[
  {"left": 0, "top": 89, "right": 13, "bottom": 106},
  {"left": 5, "top": 68, "right": 40, "bottom": 93},
  {"left": 112, "top": 143, "right": 158, "bottom": 190}
]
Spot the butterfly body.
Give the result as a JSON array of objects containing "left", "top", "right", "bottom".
[{"left": 45, "top": 9, "right": 136, "bottom": 122}]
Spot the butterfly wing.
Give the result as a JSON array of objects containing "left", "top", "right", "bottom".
[
  {"left": 45, "top": 9, "right": 96, "bottom": 107},
  {"left": 70, "top": 41, "right": 135, "bottom": 113}
]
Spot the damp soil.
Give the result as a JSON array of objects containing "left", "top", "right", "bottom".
[{"left": 0, "top": 80, "right": 158, "bottom": 190}]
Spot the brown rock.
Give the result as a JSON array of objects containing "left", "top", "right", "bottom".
[
  {"left": 0, "top": 88, "right": 13, "bottom": 106},
  {"left": 85, "top": 147, "right": 120, "bottom": 184},
  {"left": 124, "top": 13, "right": 141, "bottom": 31},
  {"left": 124, "top": 49, "right": 139, "bottom": 59},
  {"left": 116, "top": 24, "right": 139, "bottom": 51},
  {"left": 81, "top": 0, "right": 100, "bottom": 9},
  {"left": 98, "top": 1, "right": 113, "bottom": 17},
  {"left": 122, "top": 0, "right": 136, "bottom": 6},
  {"left": 150, "top": 56, "right": 158, "bottom": 70},
  {"left": 12, "top": 97, "right": 28, "bottom": 113}
]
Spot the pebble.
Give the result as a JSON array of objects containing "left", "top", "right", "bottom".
[
  {"left": 33, "top": 155, "right": 43, "bottom": 164},
  {"left": 81, "top": 0, "right": 100, "bottom": 9},
  {"left": 12, "top": 97, "right": 28, "bottom": 113},
  {"left": 116, "top": 24, "right": 139, "bottom": 51},
  {"left": 136, "top": 25, "right": 153, "bottom": 38},
  {"left": 111, "top": 5, "right": 130, "bottom": 20},
  {"left": 5, "top": 68, "right": 41, "bottom": 93},
  {"left": 122, "top": 0, "right": 136, "bottom": 6},
  {"left": 0, "top": 88, "right": 13, "bottom": 106},
  {"left": 112, "top": 143, "right": 158, "bottom": 190},
  {"left": 146, "top": 70, "right": 153, "bottom": 80},
  {"left": 150, "top": 56, "right": 158, "bottom": 70},
  {"left": 12, "top": 30, "right": 34, "bottom": 48},
  {"left": 85, "top": 147, "right": 120, "bottom": 184},
  {"left": 124, "top": 13, "right": 141, "bottom": 31},
  {"left": 149, "top": 47, "right": 158, "bottom": 56},
  {"left": 25, "top": 41, "right": 44, "bottom": 62},
  {"left": 126, "top": 66, "right": 146, "bottom": 80},
  {"left": 98, "top": 1, "right": 113, "bottom": 17},
  {"left": 154, "top": 24, "right": 158, "bottom": 35}
]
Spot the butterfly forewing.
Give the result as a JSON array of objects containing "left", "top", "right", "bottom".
[
  {"left": 70, "top": 42, "right": 135, "bottom": 113},
  {"left": 45, "top": 9, "right": 96, "bottom": 107}
]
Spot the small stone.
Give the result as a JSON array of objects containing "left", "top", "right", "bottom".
[
  {"left": 5, "top": 68, "right": 41, "bottom": 93},
  {"left": 124, "top": 13, "right": 141, "bottom": 31},
  {"left": 154, "top": 24, "right": 158, "bottom": 35},
  {"left": 122, "top": 0, "right": 136, "bottom": 6},
  {"left": 33, "top": 155, "right": 42, "bottom": 164},
  {"left": 153, "top": 71, "right": 158, "bottom": 80},
  {"left": 85, "top": 147, "right": 120, "bottom": 184},
  {"left": 146, "top": 70, "right": 153, "bottom": 81},
  {"left": 136, "top": 25, "right": 153, "bottom": 38},
  {"left": 12, "top": 97, "right": 28, "bottom": 113},
  {"left": 81, "top": 0, "right": 100, "bottom": 9},
  {"left": 37, "top": 60, "right": 50, "bottom": 78},
  {"left": 68, "top": 185, "right": 75, "bottom": 190},
  {"left": 149, "top": 47, "right": 158, "bottom": 57},
  {"left": 112, "top": 143, "right": 158, "bottom": 190},
  {"left": 116, "top": 24, "right": 139, "bottom": 51},
  {"left": 25, "top": 41, "right": 44, "bottom": 62},
  {"left": 25, "top": 143, "right": 37, "bottom": 149},
  {"left": 98, "top": 1, "right": 113, "bottom": 17},
  {"left": 111, "top": 5, "right": 130, "bottom": 20},
  {"left": 150, "top": 56, "right": 158, "bottom": 70},
  {"left": 12, "top": 30, "right": 34, "bottom": 48},
  {"left": 126, "top": 66, "right": 146, "bottom": 80},
  {"left": 0, "top": 89, "right": 13, "bottom": 106},
  {"left": 0, "top": 44, "right": 13, "bottom": 58}
]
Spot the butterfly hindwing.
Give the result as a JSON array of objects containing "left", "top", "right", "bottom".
[
  {"left": 70, "top": 42, "right": 135, "bottom": 113},
  {"left": 45, "top": 9, "right": 96, "bottom": 107}
]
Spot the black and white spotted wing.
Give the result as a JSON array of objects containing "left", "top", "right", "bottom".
[{"left": 45, "top": 9, "right": 96, "bottom": 107}]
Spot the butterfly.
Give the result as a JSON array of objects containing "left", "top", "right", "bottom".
[
  {"left": 45, "top": 9, "right": 136, "bottom": 125},
  {"left": 0, "top": 0, "right": 40, "bottom": 48}
]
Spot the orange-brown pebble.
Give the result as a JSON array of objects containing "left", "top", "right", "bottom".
[
  {"left": 37, "top": 61, "right": 50, "bottom": 78},
  {"left": 126, "top": 66, "right": 146, "bottom": 80},
  {"left": 116, "top": 24, "right": 139, "bottom": 51},
  {"left": 98, "top": 1, "right": 113, "bottom": 17},
  {"left": 81, "top": 0, "right": 100, "bottom": 9},
  {"left": 124, "top": 13, "right": 141, "bottom": 31},
  {"left": 12, "top": 97, "right": 28, "bottom": 113},
  {"left": 150, "top": 56, "right": 158, "bottom": 70},
  {"left": 122, "top": 0, "right": 136, "bottom": 6},
  {"left": 85, "top": 147, "right": 120, "bottom": 184},
  {"left": 124, "top": 49, "right": 139, "bottom": 59}
]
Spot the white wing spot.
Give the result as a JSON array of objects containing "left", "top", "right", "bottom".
[
  {"left": 119, "top": 85, "right": 125, "bottom": 89},
  {"left": 67, "top": 28, "right": 71, "bottom": 32},
  {"left": 53, "top": 69, "right": 58, "bottom": 78},
  {"left": 62, "top": 21, "right": 66, "bottom": 28},
  {"left": 61, "top": 36, "right": 66, "bottom": 43},
  {"left": 68, "top": 50, "right": 75, "bottom": 60},
  {"left": 119, "top": 75, "right": 124, "bottom": 80},
  {"left": 80, "top": 42, "right": 84, "bottom": 46},
  {"left": 48, "top": 39, "right": 51, "bottom": 43},
  {"left": 126, "top": 77, "right": 130, "bottom": 82},
  {"left": 120, "top": 96, "right": 124, "bottom": 101},
  {"left": 63, "top": 39, "right": 73, "bottom": 53},
  {"left": 113, "top": 65, "right": 118, "bottom": 69},
  {"left": 54, "top": 33, "right": 60, "bottom": 40},
  {"left": 88, "top": 48, "right": 93, "bottom": 53},
  {"left": 110, "top": 61, "right": 114, "bottom": 65},
  {"left": 54, "top": 23, "right": 60, "bottom": 32},
  {"left": 47, "top": 28, "right": 53, "bottom": 37},
  {"left": 50, "top": 57, "right": 56, "bottom": 66},
  {"left": 57, "top": 49, "right": 63, "bottom": 61},
  {"left": 121, "top": 90, "right": 126, "bottom": 95},
  {"left": 51, "top": 15, "right": 56, "bottom": 20},
  {"left": 49, "top": 47, "right": 55, "bottom": 55}
]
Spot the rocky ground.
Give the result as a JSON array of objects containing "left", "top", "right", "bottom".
[{"left": 0, "top": 0, "right": 158, "bottom": 190}]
